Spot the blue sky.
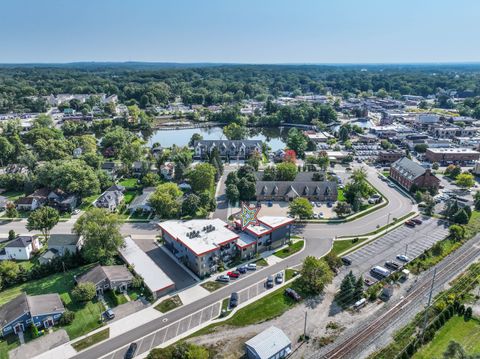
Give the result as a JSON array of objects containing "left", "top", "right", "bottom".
[{"left": 2, "top": 0, "right": 479, "bottom": 63}]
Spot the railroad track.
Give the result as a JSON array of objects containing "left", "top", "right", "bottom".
[{"left": 317, "top": 238, "right": 480, "bottom": 359}]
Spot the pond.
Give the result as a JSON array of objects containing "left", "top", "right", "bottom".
[{"left": 148, "top": 126, "right": 287, "bottom": 151}]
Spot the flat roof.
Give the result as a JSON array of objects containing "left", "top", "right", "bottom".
[
  {"left": 427, "top": 148, "right": 480, "bottom": 154},
  {"left": 159, "top": 219, "right": 239, "bottom": 256},
  {"left": 236, "top": 231, "right": 257, "bottom": 248},
  {"left": 119, "top": 236, "right": 174, "bottom": 293},
  {"left": 258, "top": 216, "right": 294, "bottom": 229}
]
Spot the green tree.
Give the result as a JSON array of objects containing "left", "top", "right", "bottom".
[
  {"left": 0, "top": 137, "right": 14, "bottom": 166},
  {"left": 237, "top": 177, "right": 256, "bottom": 201},
  {"left": 414, "top": 144, "right": 428, "bottom": 153},
  {"left": 246, "top": 151, "right": 262, "bottom": 171},
  {"left": 288, "top": 197, "right": 313, "bottom": 219},
  {"left": 263, "top": 166, "right": 277, "bottom": 181},
  {"left": 445, "top": 165, "right": 461, "bottom": 179},
  {"left": 449, "top": 224, "right": 465, "bottom": 241},
  {"left": 73, "top": 208, "right": 124, "bottom": 263},
  {"left": 182, "top": 194, "right": 200, "bottom": 216},
  {"left": 149, "top": 183, "right": 183, "bottom": 218},
  {"left": 456, "top": 172, "right": 475, "bottom": 189},
  {"left": 226, "top": 183, "right": 240, "bottom": 204},
  {"left": 72, "top": 282, "right": 97, "bottom": 302},
  {"left": 338, "top": 271, "right": 355, "bottom": 306},
  {"left": 188, "top": 133, "right": 203, "bottom": 147},
  {"left": 338, "top": 126, "right": 349, "bottom": 142},
  {"left": 26, "top": 206, "right": 60, "bottom": 240},
  {"left": 8, "top": 230, "right": 16, "bottom": 241},
  {"left": 0, "top": 260, "right": 20, "bottom": 285},
  {"left": 298, "top": 256, "right": 333, "bottom": 295},
  {"left": 353, "top": 276, "right": 364, "bottom": 302},
  {"left": 334, "top": 201, "right": 352, "bottom": 217},
  {"left": 317, "top": 153, "right": 330, "bottom": 171},
  {"left": 5, "top": 202, "right": 18, "bottom": 219},
  {"left": 286, "top": 128, "right": 308, "bottom": 158},
  {"left": 453, "top": 209, "right": 469, "bottom": 225},
  {"left": 142, "top": 172, "right": 161, "bottom": 187},
  {"left": 223, "top": 122, "right": 248, "bottom": 140},
  {"left": 475, "top": 191, "right": 480, "bottom": 210},
  {"left": 188, "top": 163, "right": 216, "bottom": 193},
  {"left": 276, "top": 162, "right": 297, "bottom": 181}
]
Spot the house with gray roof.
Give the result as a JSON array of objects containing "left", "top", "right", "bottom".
[
  {"left": 128, "top": 187, "right": 155, "bottom": 214},
  {"left": 390, "top": 157, "right": 440, "bottom": 192},
  {"left": 245, "top": 326, "right": 292, "bottom": 359},
  {"left": 193, "top": 140, "right": 263, "bottom": 160},
  {"left": 94, "top": 186, "right": 125, "bottom": 212},
  {"left": 38, "top": 234, "right": 83, "bottom": 265},
  {"left": 0, "top": 293, "right": 65, "bottom": 337},
  {"left": 0, "top": 235, "right": 41, "bottom": 261},
  {"left": 76, "top": 265, "right": 134, "bottom": 295},
  {"left": 255, "top": 181, "right": 337, "bottom": 202}
]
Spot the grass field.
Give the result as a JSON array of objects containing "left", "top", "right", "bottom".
[
  {"left": 1, "top": 190, "right": 25, "bottom": 201},
  {"left": 118, "top": 178, "right": 138, "bottom": 189},
  {"left": 72, "top": 328, "right": 110, "bottom": 352},
  {"left": 200, "top": 281, "right": 227, "bottom": 292},
  {"left": 155, "top": 295, "right": 183, "bottom": 313},
  {"left": 414, "top": 316, "right": 480, "bottom": 358},
  {"left": 332, "top": 237, "right": 368, "bottom": 255},
  {"left": 255, "top": 258, "right": 269, "bottom": 266},
  {"left": 274, "top": 240, "right": 304, "bottom": 258},
  {"left": 0, "top": 264, "right": 106, "bottom": 339}
]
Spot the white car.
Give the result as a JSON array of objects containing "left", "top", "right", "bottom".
[
  {"left": 319, "top": 212, "right": 324, "bottom": 218},
  {"left": 396, "top": 254, "right": 410, "bottom": 262},
  {"left": 216, "top": 275, "right": 230, "bottom": 282},
  {"left": 246, "top": 263, "right": 257, "bottom": 270}
]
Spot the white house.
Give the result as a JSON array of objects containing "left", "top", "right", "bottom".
[{"left": 0, "top": 236, "right": 41, "bottom": 261}]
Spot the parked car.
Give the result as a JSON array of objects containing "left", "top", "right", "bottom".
[
  {"left": 411, "top": 218, "right": 423, "bottom": 225},
  {"left": 266, "top": 275, "right": 274, "bottom": 288},
  {"left": 404, "top": 220, "right": 416, "bottom": 227},
  {"left": 364, "top": 278, "right": 375, "bottom": 286},
  {"left": 388, "top": 182, "right": 396, "bottom": 187},
  {"left": 104, "top": 309, "right": 115, "bottom": 320},
  {"left": 216, "top": 275, "right": 230, "bottom": 282},
  {"left": 125, "top": 343, "right": 137, "bottom": 359},
  {"left": 316, "top": 201, "right": 322, "bottom": 207},
  {"left": 72, "top": 209, "right": 80, "bottom": 215},
  {"left": 237, "top": 266, "right": 247, "bottom": 274},
  {"left": 229, "top": 292, "right": 239, "bottom": 307},
  {"left": 275, "top": 272, "right": 284, "bottom": 284},
  {"left": 246, "top": 263, "right": 257, "bottom": 270},
  {"left": 385, "top": 261, "right": 400, "bottom": 270},
  {"left": 268, "top": 201, "right": 273, "bottom": 207},
  {"left": 319, "top": 212, "right": 324, "bottom": 218},
  {"left": 341, "top": 257, "right": 352, "bottom": 265},
  {"left": 327, "top": 202, "right": 333, "bottom": 208},
  {"left": 396, "top": 254, "right": 410, "bottom": 262},
  {"left": 285, "top": 288, "right": 302, "bottom": 301},
  {"left": 227, "top": 271, "right": 240, "bottom": 278}
]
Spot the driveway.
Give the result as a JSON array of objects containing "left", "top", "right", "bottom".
[
  {"left": 10, "top": 329, "right": 69, "bottom": 359},
  {"left": 131, "top": 237, "right": 197, "bottom": 290}
]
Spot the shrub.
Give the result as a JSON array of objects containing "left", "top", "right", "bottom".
[
  {"left": 465, "top": 306, "right": 473, "bottom": 319},
  {"left": 30, "top": 324, "right": 39, "bottom": 338},
  {"left": 72, "top": 282, "right": 96, "bottom": 302},
  {"left": 59, "top": 310, "right": 75, "bottom": 325},
  {"left": 458, "top": 304, "right": 466, "bottom": 315}
]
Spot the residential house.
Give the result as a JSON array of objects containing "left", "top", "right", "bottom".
[
  {"left": 75, "top": 265, "right": 134, "bottom": 296},
  {"left": 38, "top": 234, "right": 84, "bottom": 265},
  {"left": 16, "top": 188, "right": 49, "bottom": 211},
  {"left": 101, "top": 162, "right": 122, "bottom": 179},
  {"left": 255, "top": 181, "right": 338, "bottom": 202},
  {"left": 160, "top": 162, "right": 175, "bottom": 180},
  {"left": 193, "top": 140, "right": 263, "bottom": 160},
  {"left": 0, "top": 293, "right": 65, "bottom": 337},
  {"left": 128, "top": 187, "right": 155, "bottom": 214},
  {"left": 390, "top": 157, "right": 440, "bottom": 192},
  {"left": 0, "top": 235, "right": 41, "bottom": 261},
  {"left": 245, "top": 326, "right": 292, "bottom": 359},
  {"left": 94, "top": 185, "right": 125, "bottom": 212},
  {"left": 48, "top": 189, "right": 78, "bottom": 212}
]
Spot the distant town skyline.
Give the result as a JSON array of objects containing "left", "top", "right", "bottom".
[{"left": 2, "top": 0, "right": 479, "bottom": 63}]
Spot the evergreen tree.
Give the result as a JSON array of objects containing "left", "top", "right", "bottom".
[{"left": 353, "top": 275, "right": 364, "bottom": 302}]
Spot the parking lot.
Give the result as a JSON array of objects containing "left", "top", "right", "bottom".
[
  {"left": 132, "top": 237, "right": 197, "bottom": 290},
  {"left": 342, "top": 217, "right": 449, "bottom": 283},
  {"left": 105, "top": 302, "right": 222, "bottom": 359}
]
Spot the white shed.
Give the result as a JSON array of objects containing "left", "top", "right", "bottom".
[{"left": 245, "top": 326, "right": 292, "bottom": 359}]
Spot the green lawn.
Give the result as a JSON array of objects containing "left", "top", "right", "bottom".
[
  {"left": 200, "top": 281, "right": 227, "bottom": 292},
  {"left": 72, "top": 328, "right": 110, "bottom": 352},
  {"left": 332, "top": 238, "right": 368, "bottom": 255},
  {"left": 414, "top": 316, "right": 480, "bottom": 358},
  {"left": 0, "top": 264, "right": 106, "bottom": 339},
  {"left": 1, "top": 190, "right": 25, "bottom": 201},
  {"left": 118, "top": 178, "right": 138, "bottom": 189},
  {"left": 274, "top": 240, "right": 304, "bottom": 258},
  {"left": 285, "top": 268, "right": 299, "bottom": 281},
  {"left": 79, "top": 194, "right": 100, "bottom": 210},
  {"left": 123, "top": 190, "right": 138, "bottom": 205},
  {"left": 155, "top": 295, "right": 183, "bottom": 313},
  {"left": 255, "top": 258, "right": 269, "bottom": 267}
]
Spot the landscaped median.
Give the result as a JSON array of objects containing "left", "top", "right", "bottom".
[
  {"left": 155, "top": 295, "right": 183, "bottom": 313},
  {"left": 273, "top": 239, "right": 305, "bottom": 258},
  {"left": 71, "top": 328, "right": 110, "bottom": 352}
]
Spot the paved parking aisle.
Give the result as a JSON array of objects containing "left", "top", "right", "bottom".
[
  {"left": 103, "top": 302, "right": 221, "bottom": 359},
  {"left": 342, "top": 217, "right": 449, "bottom": 282}
]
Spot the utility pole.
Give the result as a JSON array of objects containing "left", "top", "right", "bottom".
[
  {"left": 303, "top": 311, "right": 308, "bottom": 340},
  {"left": 387, "top": 212, "right": 391, "bottom": 227},
  {"left": 421, "top": 268, "right": 437, "bottom": 341},
  {"left": 405, "top": 243, "right": 409, "bottom": 256}
]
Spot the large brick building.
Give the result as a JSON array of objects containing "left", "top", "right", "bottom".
[
  {"left": 377, "top": 150, "right": 404, "bottom": 164},
  {"left": 390, "top": 157, "right": 440, "bottom": 192},
  {"left": 425, "top": 148, "right": 480, "bottom": 164}
]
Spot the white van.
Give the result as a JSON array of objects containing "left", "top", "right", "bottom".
[{"left": 370, "top": 265, "right": 391, "bottom": 278}]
